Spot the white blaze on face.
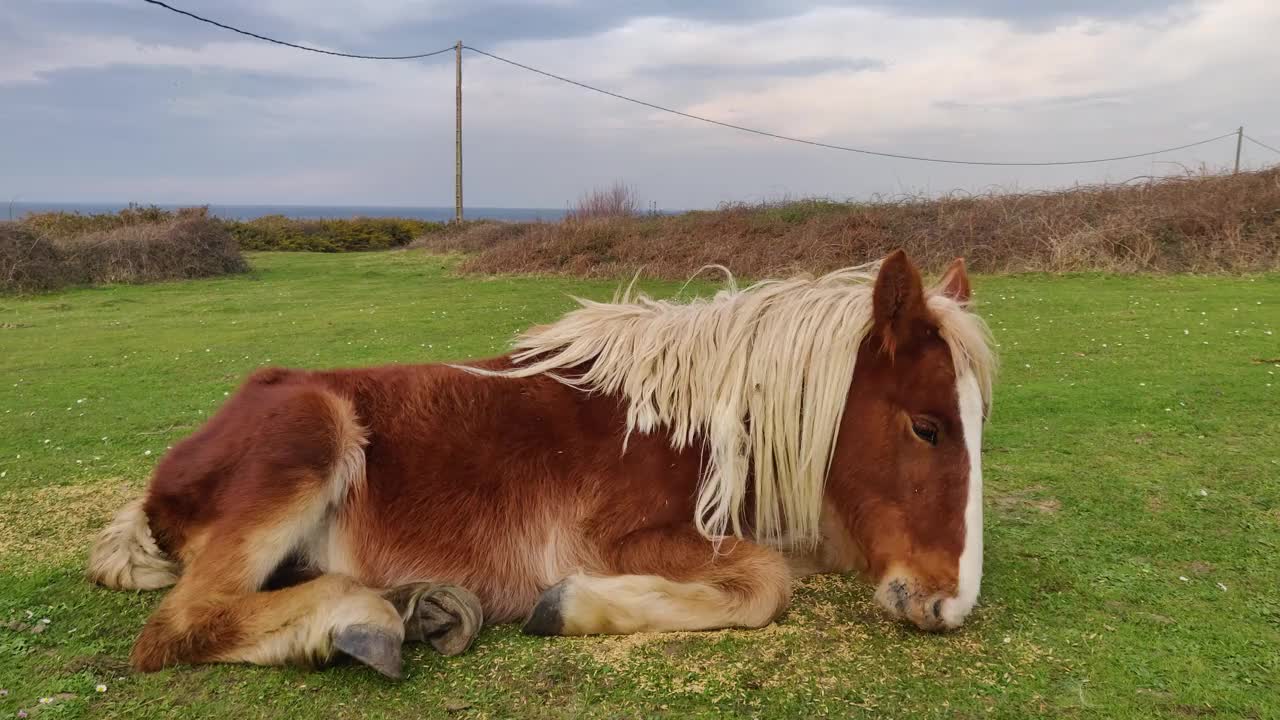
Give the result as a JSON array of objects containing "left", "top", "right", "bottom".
[{"left": 939, "top": 371, "right": 984, "bottom": 628}]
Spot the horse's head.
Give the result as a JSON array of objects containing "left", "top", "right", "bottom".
[{"left": 825, "top": 250, "right": 989, "bottom": 631}]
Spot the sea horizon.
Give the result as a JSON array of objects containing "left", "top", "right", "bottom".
[{"left": 5, "top": 201, "right": 571, "bottom": 223}]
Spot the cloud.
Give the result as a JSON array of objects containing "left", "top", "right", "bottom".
[
  {"left": 1, "top": 0, "right": 1277, "bottom": 207},
  {"left": 637, "top": 57, "right": 886, "bottom": 82}
]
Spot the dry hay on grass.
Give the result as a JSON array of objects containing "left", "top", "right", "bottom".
[
  {"left": 568, "top": 573, "right": 877, "bottom": 671},
  {"left": 557, "top": 570, "right": 1050, "bottom": 714},
  {"left": 0, "top": 478, "right": 141, "bottom": 573}
]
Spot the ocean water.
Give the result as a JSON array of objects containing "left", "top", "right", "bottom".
[{"left": 6, "top": 202, "right": 567, "bottom": 223}]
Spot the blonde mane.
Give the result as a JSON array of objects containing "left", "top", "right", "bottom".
[{"left": 467, "top": 264, "right": 996, "bottom": 549}]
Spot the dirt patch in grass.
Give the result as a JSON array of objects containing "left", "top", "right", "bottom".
[
  {"left": 0, "top": 477, "right": 139, "bottom": 573},
  {"left": 991, "top": 486, "right": 1062, "bottom": 515}
]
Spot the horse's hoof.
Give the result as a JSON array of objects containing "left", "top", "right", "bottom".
[
  {"left": 521, "top": 580, "right": 566, "bottom": 636},
  {"left": 385, "top": 583, "right": 484, "bottom": 657},
  {"left": 333, "top": 623, "right": 404, "bottom": 680}
]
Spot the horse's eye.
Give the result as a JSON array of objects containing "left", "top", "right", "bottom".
[{"left": 911, "top": 418, "right": 939, "bottom": 446}]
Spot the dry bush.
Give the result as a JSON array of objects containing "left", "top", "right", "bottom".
[
  {"left": 61, "top": 215, "right": 248, "bottom": 284},
  {"left": 566, "top": 182, "right": 640, "bottom": 221},
  {"left": 1, "top": 223, "right": 71, "bottom": 292},
  {"left": 411, "top": 220, "right": 540, "bottom": 254},
  {"left": 2, "top": 214, "right": 247, "bottom": 293},
  {"left": 419, "top": 168, "right": 1280, "bottom": 278},
  {"left": 19, "top": 203, "right": 181, "bottom": 242}
]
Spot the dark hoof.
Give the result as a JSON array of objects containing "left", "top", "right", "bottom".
[
  {"left": 384, "top": 583, "right": 484, "bottom": 657},
  {"left": 333, "top": 623, "right": 404, "bottom": 680},
  {"left": 521, "top": 581, "right": 567, "bottom": 636}
]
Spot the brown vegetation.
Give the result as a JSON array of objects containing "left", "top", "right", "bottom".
[
  {"left": 20, "top": 204, "right": 442, "bottom": 254},
  {"left": 416, "top": 168, "right": 1280, "bottom": 278},
  {"left": 566, "top": 181, "right": 641, "bottom": 221},
  {"left": 1, "top": 210, "right": 246, "bottom": 293}
]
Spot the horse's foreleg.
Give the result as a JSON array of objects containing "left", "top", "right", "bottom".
[
  {"left": 127, "top": 496, "right": 411, "bottom": 678},
  {"left": 522, "top": 527, "right": 791, "bottom": 636},
  {"left": 130, "top": 519, "right": 483, "bottom": 677}
]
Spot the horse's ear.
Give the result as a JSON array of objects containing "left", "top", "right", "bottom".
[
  {"left": 933, "top": 257, "right": 971, "bottom": 304},
  {"left": 872, "top": 249, "right": 928, "bottom": 354}
]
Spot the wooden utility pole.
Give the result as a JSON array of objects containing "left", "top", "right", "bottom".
[
  {"left": 1234, "top": 126, "right": 1243, "bottom": 174},
  {"left": 455, "top": 41, "right": 464, "bottom": 223}
]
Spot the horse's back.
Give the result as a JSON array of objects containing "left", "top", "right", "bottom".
[
  {"left": 305, "top": 360, "right": 705, "bottom": 621},
  {"left": 311, "top": 361, "right": 627, "bottom": 619}
]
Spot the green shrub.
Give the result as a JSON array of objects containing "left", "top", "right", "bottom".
[
  {"left": 224, "top": 216, "right": 443, "bottom": 252},
  {"left": 19, "top": 207, "right": 446, "bottom": 254}
]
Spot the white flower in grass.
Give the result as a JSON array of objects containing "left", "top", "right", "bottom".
[{"left": 95, "top": 684, "right": 107, "bottom": 693}]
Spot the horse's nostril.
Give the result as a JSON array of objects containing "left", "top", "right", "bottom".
[{"left": 932, "top": 599, "right": 943, "bottom": 620}]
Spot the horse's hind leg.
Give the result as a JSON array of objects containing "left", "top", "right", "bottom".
[
  {"left": 523, "top": 527, "right": 791, "bottom": 636},
  {"left": 127, "top": 385, "right": 480, "bottom": 677}
]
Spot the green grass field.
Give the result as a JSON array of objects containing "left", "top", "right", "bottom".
[{"left": 1, "top": 252, "right": 1277, "bottom": 719}]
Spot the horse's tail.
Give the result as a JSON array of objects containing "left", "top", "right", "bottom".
[{"left": 87, "top": 498, "right": 179, "bottom": 590}]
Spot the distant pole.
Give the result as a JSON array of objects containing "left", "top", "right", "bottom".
[
  {"left": 455, "top": 41, "right": 464, "bottom": 223},
  {"left": 1234, "top": 126, "right": 1243, "bottom": 174}
]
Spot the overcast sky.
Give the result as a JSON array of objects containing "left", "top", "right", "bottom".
[{"left": 2, "top": 0, "right": 1278, "bottom": 208}]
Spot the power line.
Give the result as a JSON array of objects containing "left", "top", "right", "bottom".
[
  {"left": 463, "top": 46, "right": 1235, "bottom": 167},
  {"left": 131, "top": 3, "right": 1247, "bottom": 168},
  {"left": 1245, "top": 135, "right": 1280, "bottom": 156},
  {"left": 139, "top": 0, "right": 454, "bottom": 60}
]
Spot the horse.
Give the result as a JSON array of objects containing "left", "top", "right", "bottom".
[{"left": 86, "top": 248, "right": 995, "bottom": 679}]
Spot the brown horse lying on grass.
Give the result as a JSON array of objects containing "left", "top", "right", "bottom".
[{"left": 87, "top": 249, "right": 995, "bottom": 679}]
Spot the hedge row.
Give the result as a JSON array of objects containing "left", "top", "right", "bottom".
[
  {"left": 1, "top": 213, "right": 247, "bottom": 293},
  {"left": 18, "top": 206, "right": 447, "bottom": 253}
]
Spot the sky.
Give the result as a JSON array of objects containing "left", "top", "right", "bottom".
[{"left": 2, "top": 0, "right": 1279, "bottom": 209}]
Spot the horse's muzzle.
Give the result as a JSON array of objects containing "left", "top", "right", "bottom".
[{"left": 874, "top": 576, "right": 972, "bottom": 631}]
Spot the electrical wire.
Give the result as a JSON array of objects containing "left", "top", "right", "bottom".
[
  {"left": 140, "top": 0, "right": 455, "bottom": 60},
  {"left": 463, "top": 46, "right": 1238, "bottom": 167},
  {"left": 1245, "top": 135, "right": 1280, "bottom": 156},
  {"left": 131, "top": 3, "right": 1250, "bottom": 168}
]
